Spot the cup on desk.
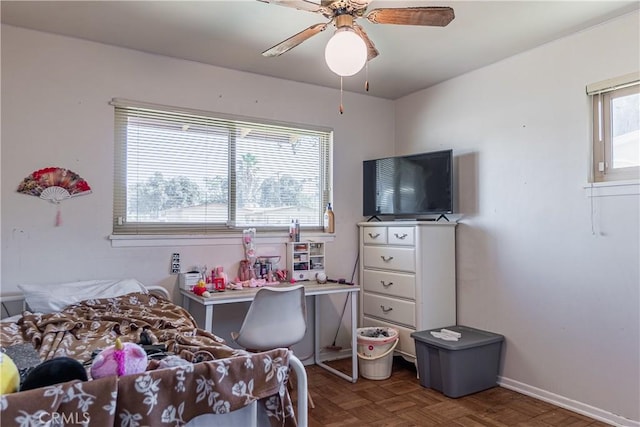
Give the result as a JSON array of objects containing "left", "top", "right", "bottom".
[{"left": 213, "top": 277, "right": 225, "bottom": 291}]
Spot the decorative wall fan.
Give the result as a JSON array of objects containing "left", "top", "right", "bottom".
[
  {"left": 17, "top": 167, "right": 92, "bottom": 226},
  {"left": 259, "top": 0, "right": 455, "bottom": 76}
]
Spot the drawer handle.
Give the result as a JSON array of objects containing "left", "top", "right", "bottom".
[
  {"left": 368, "top": 233, "right": 380, "bottom": 239},
  {"left": 380, "top": 256, "right": 394, "bottom": 262},
  {"left": 380, "top": 305, "right": 393, "bottom": 313},
  {"left": 381, "top": 281, "right": 394, "bottom": 287},
  {"left": 394, "top": 233, "right": 408, "bottom": 239}
]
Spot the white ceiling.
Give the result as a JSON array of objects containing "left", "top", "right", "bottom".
[{"left": 2, "top": 1, "right": 638, "bottom": 100}]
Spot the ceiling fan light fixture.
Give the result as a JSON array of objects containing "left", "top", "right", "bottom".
[{"left": 324, "top": 27, "right": 367, "bottom": 77}]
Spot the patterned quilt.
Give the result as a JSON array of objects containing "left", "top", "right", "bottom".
[{"left": 0, "top": 292, "right": 297, "bottom": 426}]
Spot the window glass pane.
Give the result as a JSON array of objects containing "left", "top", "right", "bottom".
[
  {"left": 611, "top": 92, "right": 640, "bottom": 169},
  {"left": 235, "top": 130, "right": 323, "bottom": 227},
  {"left": 126, "top": 116, "right": 229, "bottom": 223}
]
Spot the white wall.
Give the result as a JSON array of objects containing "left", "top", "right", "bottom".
[
  {"left": 395, "top": 11, "right": 639, "bottom": 425},
  {"left": 0, "top": 25, "right": 395, "bottom": 351}
]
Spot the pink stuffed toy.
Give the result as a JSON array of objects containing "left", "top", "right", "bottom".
[{"left": 91, "top": 338, "right": 148, "bottom": 379}]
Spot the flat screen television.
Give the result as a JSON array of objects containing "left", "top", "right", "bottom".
[{"left": 363, "top": 149, "right": 454, "bottom": 219}]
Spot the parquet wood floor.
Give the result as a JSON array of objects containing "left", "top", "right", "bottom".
[{"left": 299, "top": 357, "right": 610, "bottom": 427}]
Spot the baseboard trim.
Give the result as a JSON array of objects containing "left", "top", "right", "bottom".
[{"left": 498, "top": 376, "right": 639, "bottom": 427}]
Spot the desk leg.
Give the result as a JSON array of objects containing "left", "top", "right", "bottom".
[
  {"left": 204, "top": 305, "right": 214, "bottom": 333},
  {"left": 350, "top": 291, "right": 358, "bottom": 383},
  {"left": 314, "top": 295, "right": 320, "bottom": 364},
  {"left": 314, "top": 292, "right": 358, "bottom": 383}
]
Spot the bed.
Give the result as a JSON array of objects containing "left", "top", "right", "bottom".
[{"left": 0, "top": 279, "right": 308, "bottom": 427}]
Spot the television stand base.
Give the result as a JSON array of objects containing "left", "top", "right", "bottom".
[
  {"left": 366, "top": 215, "right": 382, "bottom": 222},
  {"left": 417, "top": 214, "right": 450, "bottom": 222}
]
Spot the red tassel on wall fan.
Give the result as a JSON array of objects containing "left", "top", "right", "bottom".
[{"left": 17, "top": 167, "right": 92, "bottom": 226}]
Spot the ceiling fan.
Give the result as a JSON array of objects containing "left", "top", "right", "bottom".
[{"left": 258, "top": 0, "right": 455, "bottom": 76}]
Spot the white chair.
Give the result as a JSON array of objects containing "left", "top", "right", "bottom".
[{"left": 231, "top": 285, "right": 314, "bottom": 408}]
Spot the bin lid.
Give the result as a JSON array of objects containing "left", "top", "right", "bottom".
[{"left": 411, "top": 325, "right": 504, "bottom": 350}]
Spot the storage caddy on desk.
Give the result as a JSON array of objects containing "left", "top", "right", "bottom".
[
  {"left": 411, "top": 325, "right": 504, "bottom": 398},
  {"left": 287, "top": 242, "right": 325, "bottom": 281}
]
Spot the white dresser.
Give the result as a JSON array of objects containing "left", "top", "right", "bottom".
[{"left": 358, "top": 221, "right": 457, "bottom": 361}]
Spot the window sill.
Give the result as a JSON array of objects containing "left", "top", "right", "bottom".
[
  {"left": 109, "top": 232, "right": 335, "bottom": 248},
  {"left": 584, "top": 180, "right": 640, "bottom": 197}
]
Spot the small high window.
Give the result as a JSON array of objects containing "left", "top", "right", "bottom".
[
  {"left": 588, "top": 73, "right": 640, "bottom": 183},
  {"left": 112, "top": 99, "right": 332, "bottom": 235}
]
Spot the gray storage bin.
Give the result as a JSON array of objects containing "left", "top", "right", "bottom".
[{"left": 411, "top": 325, "right": 504, "bottom": 398}]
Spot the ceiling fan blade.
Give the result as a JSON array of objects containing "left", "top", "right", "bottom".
[
  {"left": 365, "top": 7, "right": 455, "bottom": 27},
  {"left": 256, "top": 0, "right": 333, "bottom": 18},
  {"left": 262, "top": 22, "right": 329, "bottom": 57},
  {"left": 353, "top": 23, "right": 379, "bottom": 61}
]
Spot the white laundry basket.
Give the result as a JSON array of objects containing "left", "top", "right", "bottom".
[{"left": 357, "top": 327, "right": 399, "bottom": 380}]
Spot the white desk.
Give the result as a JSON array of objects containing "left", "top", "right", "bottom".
[{"left": 181, "top": 282, "right": 359, "bottom": 383}]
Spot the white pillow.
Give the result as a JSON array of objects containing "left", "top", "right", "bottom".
[
  {"left": 1, "top": 314, "right": 23, "bottom": 323},
  {"left": 18, "top": 278, "right": 147, "bottom": 314}
]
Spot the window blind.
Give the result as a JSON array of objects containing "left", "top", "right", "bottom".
[{"left": 112, "top": 99, "right": 332, "bottom": 235}]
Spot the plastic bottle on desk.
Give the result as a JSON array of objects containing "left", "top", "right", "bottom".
[
  {"left": 324, "top": 203, "right": 335, "bottom": 233},
  {"left": 294, "top": 219, "right": 300, "bottom": 242}
]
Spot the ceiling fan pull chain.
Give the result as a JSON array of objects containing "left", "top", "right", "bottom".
[
  {"left": 365, "top": 62, "right": 369, "bottom": 92},
  {"left": 339, "top": 76, "right": 344, "bottom": 114}
]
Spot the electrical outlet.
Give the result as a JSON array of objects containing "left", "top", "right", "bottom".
[{"left": 171, "top": 253, "right": 181, "bottom": 274}]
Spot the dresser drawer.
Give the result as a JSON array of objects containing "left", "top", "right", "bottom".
[
  {"left": 363, "top": 293, "right": 415, "bottom": 327},
  {"left": 363, "top": 246, "right": 415, "bottom": 272},
  {"left": 387, "top": 227, "right": 415, "bottom": 246},
  {"left": 363, "top": 269, "right": 415, "bottom": 300},
  {"left": 362, "top": 226, "right": 387, "bottom": 244},
  {"left": 363, "top": 316, "right": 416, "bottom": 359}
]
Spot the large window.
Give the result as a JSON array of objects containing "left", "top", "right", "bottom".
[
  {"left": 112, "top": 99, "right": 332, "bottom": 235},
  {"left": 588, "top": 73, "right": 639, "bottom": 183}
]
